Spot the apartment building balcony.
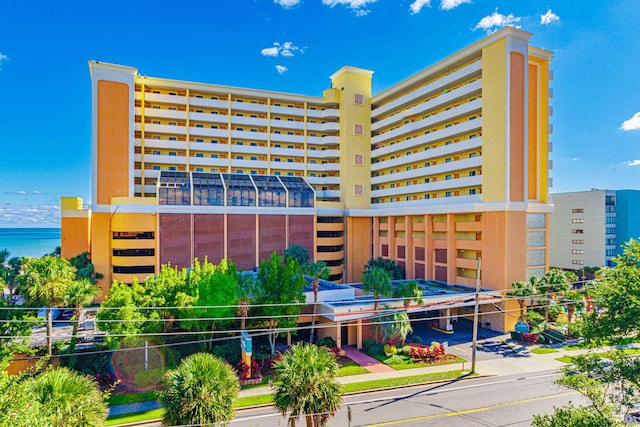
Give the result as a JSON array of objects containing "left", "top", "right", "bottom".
[
  {"left": 317, "top": 250, "right": 344, "bottom": 261},
  {"left": 189, "top": 97, "right": 229, "bottom": 110},
  {"left": 455, "top": 221, "right": 482, "bottom": 232},
  {"left": 133, "top": 169, "right": 160, "bottom": 179},
  {"left": 228, "top": 144, "right": 268, "bottom": 156},
  {"left": 372, "top": 98, "right": 481, "bottom": 144},
  {"left": 271, "top": 147, "right": 305, "bottom": 158},
  {"left": 230, "top": 100, "right": 269, "bottom": 114},
  {"left": 371, "top": 119, "right": 482, "bottom": 158},
  {"left": 372, "top": 156, "right": 482, "bottom": 185},
  {"left": 136, "top": 107, "right": 185, "bottom": 120},
  {"left": 306, "top": 176, "right": 340, "bottom": 185},
  {"left": 229, "top": 159, "right": 269, "bottom": 169},
  {"left": 136, "top": 153, "right": 187, "bottom": 165},
  {"left": 269, "top": 161, "right": 305, "bottom": 171},
  {"left": 322, "top": 109, "right": 340, "bottom": 119},
  {"left": 308, "top": 135, "right": 340, "bottom": 146},
  {"left": 372, "top": 60, "right": 482, "bottom": 118},
  {"left": 188, "top": 142, "right": 231, "bottom": 154},
  {"left": 316, "top": 190, "right": 341, "bottom": 199},
  {"left": 270, "top": 105, "right": 305, "bottom": 117},
  {"left": 228, "top": 115, "right": 267, "bottom": 128},
  {"left": 270, "top": 133, "right": 305, "bottom": 144},
  {"left": 138, "top": 91, "right": 187, "bottom": 106},
  {"left": 456, "top": 239, "right": 482, "bottom": 251},
  {"left": 269, "top": 119, "right": 306, "bottom": 131},
  {"left": 307, "top": 149, "right": 339, "bottom": 159},
  {"left": 134, "top": 184, "right": 159, "bottom": 195},
  {"left": 189, "top": 111, "right": 229, "bottom": 125},
  {"left": 137, "top": 138, "right": 186, "bottom": 151},
  {"left": 138, "top": 123, "right": 187, "bottom": 135},
  {"left": 307, "top": 163, "right": 340, "bottom": 173},
  {"left": 229, "top": 129, "right": 268, "bottom": 141},
  {"left": 372, "top": 80, "right": 482, "bottom": 132},
  {"left": 322, "top": 122, "right": 340, "bottom": 133},
  {"left": 189, "top": 127, "right": 229, "bottom": 139},
  {"left": 371, "top": 138, "right": 482, "bottom": 173},
  {"left": 371, "top": 175, "right": 481, "bottom": 198}
]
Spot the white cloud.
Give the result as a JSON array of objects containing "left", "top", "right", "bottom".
[
  {"left": 261, "top": 46, "right": 280, "bottom": 57},
  {"left": 0, "top": 52, "right": 8, "bottom": 70},
  {"left": 276, "top": 65, "right": 288, "bottom": 75},
  {"left": 624, "top": 159, "right": 640, "bottom": 167},
  {"left": 322, "top": 0, "right": 377, "bottom": 15},
  {"left": 474, "top": 10, "right": 521, "bottom": 33},
  {"left": 274, "top": 0, "right": 300, "bottom": 8},
  {"left": 621, "top": 112, "right": 640, "bottom": 131},
  {"left": 409, "top": 0, "right": 431, "bottom": 15},
  {"left": 0, "top": 203, "right": 61, "bottom": 228},
  {"left": 440, "top": 0, "right": 471, "bottom": 11},
  {"left": 540, "top": 9, "right": 560, "bottom": 25},
  {"left": 571, "top": 157, "right": 579, "bottom": 161},
  {"left": 261, "top": 41, "right": 303, "bottom": 57}
]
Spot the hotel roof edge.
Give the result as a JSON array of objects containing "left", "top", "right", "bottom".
[
  {"left": 372, "top": 27, "right": 534, "bottom": 104},
  {"left": 88, "top": 61, "right": 138, "bottom": 77}
]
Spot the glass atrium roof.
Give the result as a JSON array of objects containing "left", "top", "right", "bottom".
[{"left": 157, "top": 171, "right": 315, "bottom": 208}]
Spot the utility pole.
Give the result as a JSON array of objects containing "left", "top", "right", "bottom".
[{"left": 471, "top": 257, "right": 481, "bottom": 374}]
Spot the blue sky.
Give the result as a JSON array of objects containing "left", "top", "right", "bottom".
[{"left": 0, "top": 0, "right": 638, "bottom": 228}]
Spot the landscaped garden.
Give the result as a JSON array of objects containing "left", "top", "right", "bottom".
[{"left": 363, "top": 339, "right": 466, "bottom": 370}]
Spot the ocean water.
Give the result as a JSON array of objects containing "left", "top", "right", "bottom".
[{"left": 0, "top": 228, "right": 61, "bottom": 259}]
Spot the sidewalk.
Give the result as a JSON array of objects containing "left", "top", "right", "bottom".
[{"left": 109, "top": 337, "right": 606, "bottom": 414}]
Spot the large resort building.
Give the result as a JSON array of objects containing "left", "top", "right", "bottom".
[{"left": 61, "top": 28, "right": 554, "bottom": 333}]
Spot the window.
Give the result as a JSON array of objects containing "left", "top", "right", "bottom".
[
  {"left": 606, "top": 249, "right": 616, "bottom": 256},
  {"left": 354, "top": 184, "right": 364, "bottom": 196},
  {"left": 211, "top": 154, "right": 218, "bottom": 158},
  {"left": 470, "top": 153, "right": 477, "bottom": 158},
  {"left": 469, "top": 171, "right": 476, "bottom": 176},
  {"left": 572, "top": 249, "right": 584, "bottom": 254},
  {"left": 572, "top": 208, "right": 584, "bottom": 213},
  {"left": 354, "top": 154, "right": 364, "bottom": 166},
  {"left": 168, "top": 166, "right": 176, "bottom": 171},
  {"left": 445, "top": 191, "right": 452, "bottom": 197},
  {"left": 250, "top": 156, "right": 257, "bottom": 161},
  {"left": 469, "top": 189, "right": 476, "bottom": 195},
  {"left": 572, "top": 239, "right": 584, "bottom": 244},
  {"left": 195, "top": 167, "right": 203, "bottom": 172},
  {"left": 153, "top": 151, "right": 160, "bottom": 155},
  {"left": 169, "top": 137, "right": 177, "bottom": 141},
  {"left": 195, "top": 138, "right": 203, "bottom": 142},
  {"left": 572, "top": 229, "right": 584, "bottom": 234},
  {"left": 354, "top": 93, "right": 364, "bottom": 105},
  {"left": 606, "top": 217, "right": 616, "bottom": 224},
  {"left": 169, "top": 122, "right": 177, "bottom": 126},
  {"left": 424, "top": 178, "right": 430, "bottom": 183},
  {"left": 445, "top": 141, "right": 452, "bottom": 146},
  {"left": 572, "top": 260, "right": 584, "bottom": 265},
  {"left": 445, "top": 175, "right": 452, "bottom": 180},
  {"left": 195, "top": 124, "right": 203, "bottom": 128},
  {"left": 169, "top": 152, "right": 177, "bottom": 156},
  {"left": 152, "top": 166, "right": 160, "bottom": 170},
  {"left": 354, "top": 123, "right": 364, "bottom": 136},
  {"left": 606, "top": 227, "right": 616, "bottom": 235},
  {"left": 606, "top": 238, "right": 616, "bottom": 245},
  {"left": 195, "top": 153, "right": 203, "bottom": 158},
  {"left": 237, "top": 155, "right": 244, "bottom": 160},
  {"left": 445, "top": 158, "right": 452, "bottom": 163},
  {"left": 572, "top": 219, "right": 584, "bottom": 223}
]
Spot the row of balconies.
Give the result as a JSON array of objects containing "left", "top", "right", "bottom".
[
  {"left": 372, "top": 156, "right": 482, "bottom": 187},
  {"left": 371, "top": 137, "right": 482, "bottom": 173},
  {"left": 371, "top": 119, "right": 482, "bottom": 158},
  {"left": 136, "top": 108, "right": 340, "bottom": 133},
  {"left": 372, "top": 175, "right": 482, "bottom": 198},
  {"left": 372, "top": 98, "right": 482, "bottom": 144},
  {"left": 372, "top": 60, "right": 482, "bottom": 118},
  {"left": 372, "top": 80, "right": 482, "bottom": 133},
  {"left": 136, "top": 91, "right": 339, "bottom": 119},
  {"left": 137, "top": 123, "right": 341, "bottom": 146}
]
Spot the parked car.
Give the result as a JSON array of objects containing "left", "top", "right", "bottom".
[
  {"left": 566, "top": 358, "right": 613, "bottom": 379},
  {"left": 37, "top": 306, "right": 60, "bottom": 320},
  {"left": 58, "top": 309, "right": 75, "bottom": 321}
]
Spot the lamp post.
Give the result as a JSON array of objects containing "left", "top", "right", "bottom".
[{"left": 471, "top": 257, "right": 481, "bottom": 374}]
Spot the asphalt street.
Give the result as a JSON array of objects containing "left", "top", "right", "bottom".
[{"left": 229, "top": 370, "right": 582, "bottom": 427}]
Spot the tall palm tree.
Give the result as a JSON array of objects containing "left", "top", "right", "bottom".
[
  {"left": 25, "top": 366, "right": 108, "bottom": 427},
  {"left": 362, "top": 266, "right": 392, "bottom": 313},
  {"left": 64, "top": 278, "right": 100, "bottom": 354},
  {"left": 540, "top": 269, "right": 572, "bottom": 328},
  {"left": 159, "top": 353, "right": 239, "bottom": 426},
  {"left": 20, "top": 256, "right": 76, "bottom": 355},
  {"left": 237, "top": 273, "right": 255, "bottom": 331},
  {"left": 305, "top": 261, "right": 331, "bottom": 344},
  {"left": 393, "top": 280, "right": 424, "bottom": 309},
  {"left": 507, "top": 280, "right": 536, "bottom": 321},
  {"left": 563, "top": 289, "right": 585, "bottom": 323},
  {"left": 273, "top": 344, "right": 343, "bottom": 427}
]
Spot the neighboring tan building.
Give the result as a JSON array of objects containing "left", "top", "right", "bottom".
[
  {"left": 61, "top": 27, "right": 554, "bottom": 333},
  {"left": 550, "top": 189, "right": 640, "bottom": 270}
]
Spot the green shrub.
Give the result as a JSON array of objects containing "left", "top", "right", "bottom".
[
  {"left": 316, "top": 337, "right": 337, "bottom": 348},
  {"left": 362, "top": 340, "right": 375, "bottom": 353},
  {"left": 59, "top": 345, "right": 110, "bottom": 375},
  {"left": 211, "top": 340, "right": 241, "bottom": 365},
  {"left": 383, "top": 344, "right": 398, "bottom": 355},
  {"left": 410, "top": 335, "right": 422, "bottom": 344},
  {"left": 430, "top": 341, "right": 441, "bottom": 348},
  {"left": 399, "top": 346, "right": 413, "bottom": 356},
  {"left": 384, "top": 354, "right": 409, "bottom": 365},
  {"left": 368, "top": 344, "right": 385, "bottom": 356},
  {"left": 511, "top": 332, "right": 522, "bottom": 341}
]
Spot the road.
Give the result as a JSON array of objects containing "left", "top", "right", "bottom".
[{"left": 228, "top": 370, "right": 581, "bottom": 427}]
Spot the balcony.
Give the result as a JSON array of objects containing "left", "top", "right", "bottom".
[
  {"left": 229, "top": 159, "right": 269, "bottom": 169},
  {"left": 372, "top": 156, "right": 482, "bottom": 185},
  {"left": 322, "top": 122, "right": 340, "bottom": 133},
  {"left": 306, "top": 176, "right": 340, "bottom": 185},
  {"left": 315, "top": 190, "right": 340, "bottom": 199},
  {"left": 270, "top": 133, "right": 304, "bottom": 144},
  {"left": 322, "top": 109, "right": 340, "bottom": 119},
  {"left": 372, "top": 98, "right": 482, "bottom": 144},
  {"left": 269, "top": 161, "right": 305, "bottom": 171},
  {"left": 189, "top": 111, "right": 229, "bottom": 125},
  {"left": 138, "top": 138, "right": 186, "bottom": 151},
  {"left": 307, "top": 149, "right": 339, "bottom": 159},
  {"left": 137, "top": 107, "right": 185, "bottom": 120},
  {"left": 372, "top": 175, "right": 482, "bottom": 198},
  {"left": 141, "top": 92, "right": 187, "bottom": 106},
  {"left": 307, "top": 163, "right": 340, "bottom": 172},
  {"left": 372, "top": 80, "right": 482, "bottom": 132},
  {"left": 372, "top": 60, "right": 482, "bottom": 118},
  {"left": 271, "top": 147, "right": 305, "bottom": 158},
  {"left": 189, "top": 97, "right": 228, "bottom": 110},
  {"left": 139, "top": 123, "right": 187, "bottom": 135},
  {"left": 307, "top": 135, "right": 340, "bottom": 146},
  {"left": 270, "top": 105, "right": 305, "bottom": 117}
]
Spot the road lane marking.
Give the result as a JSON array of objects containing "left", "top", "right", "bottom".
[{"left": 365, "top": 391, "right": 577, "bottom": 426}]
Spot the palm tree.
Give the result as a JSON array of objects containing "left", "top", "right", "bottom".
[
  {"left": 305, "top": 261, "right": 331, "bottom": 344},
  {"left": 540, "top": 269, "right": 573, "bottom": 328},
  {"left": 273, "top": 344, "right": 343, "bottom": 427},
  {"left": 393, "top": 280, "right": 424, "bottom": 309},
  {"left": 563, "top": 289, "right": 585, "bottom": 323},
  {"left": 65, "top": 278, "right": 100, "bottom": 354},
  {"left": 237, "top": 273, "right": 255, "bottom": 331},
  {"left": 158, "top": 352, "right": 239, "bottom": 427},
  {"left": 362, "top": 266, "right": 392, "bottom": 313},
  {"left": 25, "top": 366, "right": 108, "bottom": 426},
  {"left": 20, "top": 256, "right": 76, "bottom": 355},
  {"left": 507, "top": 280, "right": 536, "bottom": 321}
]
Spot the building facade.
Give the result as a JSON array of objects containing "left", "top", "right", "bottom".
[
  {"left": 549, "top": 189, "right": 640, "bottom": 269},
  {"left": 62, "top": 28, "right": 553, "bottom": 332}
]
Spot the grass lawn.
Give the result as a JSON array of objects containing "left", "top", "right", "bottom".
[
  {"left": 372, "top": 352, "right": 466, "bottom": 371},
  {"left": 531, "top": 347, "right": 559, "bottom": 354},
  {"left": 338, "top": 362, "right": 370, "bottom": 376},
  {"left": 105, "top": 370, "right": 469, "bottom": 424},
  {"left": 556, "top": 347, "right": 640, "bottom": 364},
  {"left": 104, "top": 408, "right": 164, "bottom": 426},
  {"left": 107, "top": 391, "right": 157, "bottom": 406}
]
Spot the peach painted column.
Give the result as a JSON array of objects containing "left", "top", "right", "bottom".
[
  {"left": 373, "top": 217, "right": 380, "bottom": 258},
  {"left": 405, "top": 215, "right": 414, "bottom": 279},
  {"left": 425, "top": 214, "right": 434, "bottom": 280},
  {"left": 357, "top": 319, "right": 363, "bottom": 349},
  {"left": 388, "top": 216, "right": 396, "bottom": 260},
  {"left": 336, "top": 321, "right": 342, "bottom": 349},
  {"left": 446, "top": 213, "right": 456, "bottom": 284}
]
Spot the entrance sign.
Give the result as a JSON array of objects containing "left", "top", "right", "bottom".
[
  {"left": 514, "top": 321, "right": 530, "bottom": 333},
  {"left": 241, "top": 331, "right": 252, "bottom": 377}
]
